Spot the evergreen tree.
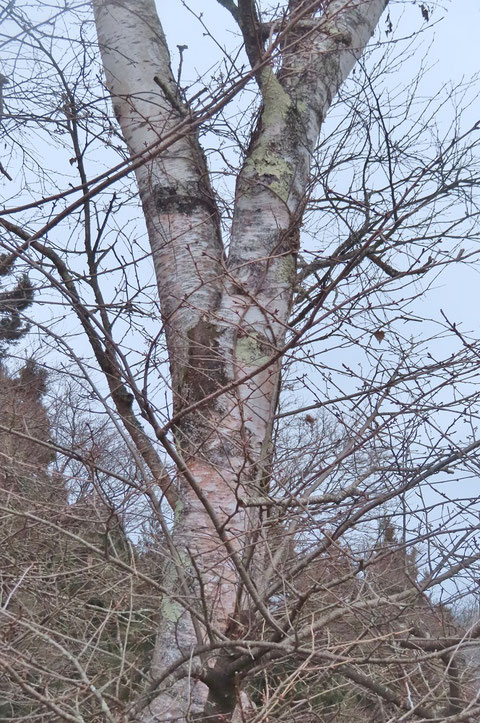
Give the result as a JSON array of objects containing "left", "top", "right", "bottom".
[{"left": 0, "top": 253, "right": 33, "bottom": 355}]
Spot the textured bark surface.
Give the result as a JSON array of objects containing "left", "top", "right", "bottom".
[{"left": 92, "top": 1, "right": 388, "bottom": 720}]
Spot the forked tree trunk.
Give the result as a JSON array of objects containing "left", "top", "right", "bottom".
[{"left": 92, "top": 0, "right": 388, "bottom": 720}]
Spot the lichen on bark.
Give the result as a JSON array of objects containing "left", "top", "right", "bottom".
[
  {"left": 260, "top": 67, "right": 291, "bottom": 128},
  {"left": 160, "top": 597, "right": 183, "bottom": 624},
  {"left": 242, "top": 68, "right": 295, "bottom": 201},
  {"left": 236, "top": 332, "right": 271, "bottom": 367},
  {"left": 276, "top": 254, "right": 296, "bottom": 283}
]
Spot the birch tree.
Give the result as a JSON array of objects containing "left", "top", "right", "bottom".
[
  {"left": 91, "top": 1, "right": 390, "bottom": 719},
  {"left": 2, "top": 0, "right": 480, "bottom": 721}
]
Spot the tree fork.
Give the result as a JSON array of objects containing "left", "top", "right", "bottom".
[{"left": 92, "top": 0, "right": 389, "bottom": 720}]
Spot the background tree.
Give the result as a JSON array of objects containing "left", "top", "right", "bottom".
[
  {"left": 0, "top": 253, "right": 33, "bottom": 353},
  {"left": 1, "top": 0, "right": 480, "bottom": 721}
]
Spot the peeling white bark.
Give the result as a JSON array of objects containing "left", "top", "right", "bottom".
[{"left": 92, "top": 1, "right": 389, "bottom": 720}]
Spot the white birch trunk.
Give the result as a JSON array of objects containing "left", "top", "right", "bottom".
[{"left": 92, "top": 0, "right": 388, "bottom": 720}]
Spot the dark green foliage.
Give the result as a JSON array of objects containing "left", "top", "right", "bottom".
[{"left": 0, "top": 253, "right": 34, "bottom": 353}]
